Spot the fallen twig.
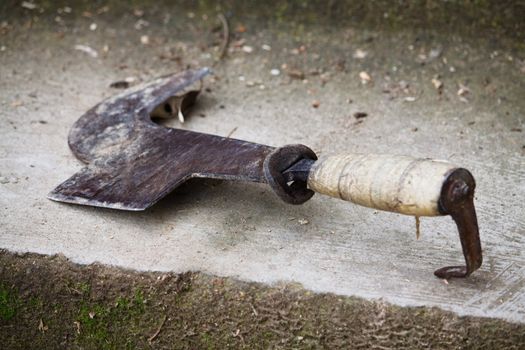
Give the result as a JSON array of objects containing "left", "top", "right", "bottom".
[
  {"left": 250, "top": 303, "right": 258, "bottom": 316},
  {"left": 415, "top": 216, "right": 421, "bottom": 240},
  {"left": 217, "top": 13, "right": 230, "bottom": 60},
  {"left": 226, "top": 126, "right": 238, "bottom": 138},
  {"left": 148, "top": 315, "right": 167, "bottom": 343}
]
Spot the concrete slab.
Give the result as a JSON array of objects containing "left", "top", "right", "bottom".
[{"left": 1, "top": 1, "right": 524, "bottom": 322}]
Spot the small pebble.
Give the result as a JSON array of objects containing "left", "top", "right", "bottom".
[
  {"left": 353, "top": 49, "right": 367, "bottom": 59},
  {"left": 140, "top": 35, "right": 149, "bottom": 45},
  {"left": 270, "top": 68, "right": 280, "bottom": 76}
]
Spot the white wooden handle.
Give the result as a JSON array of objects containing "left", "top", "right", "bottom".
[{"left": 307, "top": 154, "right": 457, "bottom": 216}]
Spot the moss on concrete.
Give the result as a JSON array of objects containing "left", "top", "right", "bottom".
[{"left": 0, "top": 283, "right": 18, "bottom": 321}]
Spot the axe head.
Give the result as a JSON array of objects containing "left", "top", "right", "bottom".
[{"left": 48, "top": 68, "right": 278, "bottom": 210}]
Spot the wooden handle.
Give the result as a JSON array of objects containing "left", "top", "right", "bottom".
[{"left": 307, "top": 154, "right": 457, "bottom": 216}]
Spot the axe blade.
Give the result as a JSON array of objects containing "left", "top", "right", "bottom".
[{"left": 48, "top": 68, "right": 274, "bottom": 210}]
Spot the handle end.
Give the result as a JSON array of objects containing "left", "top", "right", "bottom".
[{"left": 435, "top": 168, "right": 482, "bottom": 279}]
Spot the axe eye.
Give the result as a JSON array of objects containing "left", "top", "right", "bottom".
[
  {"left": 150, "top": 96, "right": 180, "bottom": 120},
  {"left": 164, "top": 103, "right": 173, "bottom": 114},
  {"left": 150, "top": 90, "right": 200, "bottom": 125}
]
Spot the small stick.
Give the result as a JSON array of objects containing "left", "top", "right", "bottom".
[
  {"left": 217, "top": 13, "right": 230, "bottom": 60},
  {"left": 226, "top": 126, "right": 238, "bottom": 138},
  {"left": 250, "top": 303, "right": 258, "bottom": 316},
  {"left": 148, "top": 315, "right": 167, "bottom": 343}
]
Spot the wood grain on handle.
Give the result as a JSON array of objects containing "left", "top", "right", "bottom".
[{"left": 307, "top": 154, "right": 457, "bottom": 216}]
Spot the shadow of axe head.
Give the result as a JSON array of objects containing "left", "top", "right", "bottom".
[{"left": 48, "top": 68, "right": 278, "bottom": 211}]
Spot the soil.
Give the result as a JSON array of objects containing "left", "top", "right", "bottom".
[{"left": 0, "top": 250, "right": 523, "bottom": 349}]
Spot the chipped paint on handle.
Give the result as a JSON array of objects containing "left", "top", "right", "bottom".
[{"left": 307, "top": 154, "right": 457, "bottom": 216}]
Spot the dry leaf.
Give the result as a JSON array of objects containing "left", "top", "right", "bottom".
[
  {"left": 431, "top": 78, "right": 443, "bottom": 90},
  {"left": 235, "top": 24, "right": 247, "bottom": 33},
  {"left": 38, "top": 319, "right": 48, "bottom": 333},
  {"left": 298, "top": 218, "right": 309, "bottom": 225},
  {"left": 74, "top": 321, "right": 81, "bottom": 334},
  {"left": 287, "top": 69, "right": 305, "bottom": 80},
  {"left": 457, "top": 84, "right": 470, "bottom": 96}
]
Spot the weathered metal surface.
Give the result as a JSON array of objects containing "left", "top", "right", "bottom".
[{"left": 48, "top": 68, "right": 276, "bottom": 210}]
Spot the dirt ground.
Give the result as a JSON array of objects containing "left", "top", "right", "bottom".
[{"left": 0, "top": 250, "right": 523, "bottom": 349}]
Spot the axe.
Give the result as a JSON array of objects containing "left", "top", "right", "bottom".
[{"left": 48, "top": 68, "right": 482, "bottom": 279}]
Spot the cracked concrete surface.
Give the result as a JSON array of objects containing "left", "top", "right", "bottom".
[{"left": 1, "top": 1, "right": 524, "bottom": 323}]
